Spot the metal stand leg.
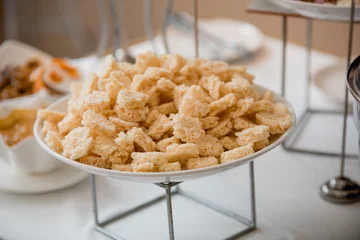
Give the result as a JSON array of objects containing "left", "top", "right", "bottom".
[
  {"left": 161, "top": 0, "right": 174, "bottom": 54},
  {"left": 281, "top": 18, "right": 357, "bottom": 158},
  {"left": 90, "top": 163, "right": 256, "bottom": 239},
  {"left": 320, "top": 0, "right": 360, "bottom": 204},
  {"left": 144, "top": 0, "right": 158, "bottom": 54}
]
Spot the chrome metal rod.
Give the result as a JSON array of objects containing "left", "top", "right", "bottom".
[
  {"left": 281, "top": 16, "right": 287, "bottom": 97},
  {"left": 340, "top": 0, "right": 355, "bottom": 177},
  {"left": 305, "top": 20, "right": 312, "bottom": 109},
  {"left": 109, "top": 0, "right": 121, "bottom": 59},
  {"left": 164, "top": 184, "right": 175, "bottom": 240},
  {"left": 144, "top": 0, "right": 158, "bottom": 54},
  {"left": 95, "top": 226, "right": 125, "bottom": 240},
  {"left": 177, "top": 188, "right": 252, "bottom": 226},
  {"left": 193, "top": 0, "right": 199, "bottom": 58},
  {"left": 90, "top": 174, "right": 100, "bottom": 226},
  {"left": 249, "top": 161, "right": 256, "bottom": 228},
  {"left": 161, "top": 0, "right": 174, "bottom": 54},
  {"left": 95, "top": 0, "right": 109, "bottom": 58}
]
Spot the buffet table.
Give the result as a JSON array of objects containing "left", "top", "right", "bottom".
[{"left": 0, "top": 36, "right": 359, "bottom": 240}]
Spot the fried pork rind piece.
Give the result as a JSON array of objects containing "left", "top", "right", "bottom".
[
  {"left": 42, "top": 120, "right": 59, "bottom": 136},
  {"left": 97, "top": 55, "right": 116, "bottom": 78},
  {"left": 109, "top": 116, "right": 139, "bottom": 132},
  {"left": 37, "top": 109, "right": 66, "bottom": 123},
  {"left": 229, "top": 97, "right": 254, "bottom": 119},
  {"left": 153, "top": 102, "right": 177, "bottom": 115},
  {"left": 220, "top": 144, "right": 254, "bottom": 164},
  {"left": 200, "top": 116, "right": 219, "bottom": 129},
  {"left": 262, "top": 90, "right": 274, "bottom": 102},
  {"left": 83, "top": 90, "right": 111, "bottom": 113},
  {"left": 62, "top": 127, "right": 93, "bottom": 160},
  {"left": 144, "top": 67, "right": 174, "bottom": 81},
  {"left": 112, "top": 164, "right": 133, "bottom": 172},
  {"left": 207, "top": 118, "right": 233, "bottom": 138},
  {"left": 173, "top": 85, "right": 188, "bottom": 108},
  {"left": 156, "top": 78, "right": 177, "bottom": 94},
  {"left": 197, "top": 135, "right": 223, "bottom": 157},
  {"left": 255, "top": 111, "right": 292, "bottom": 135},
  {"left": 127, "top": 127, "right": 157, "bottom": 152},
  {"left": 199, "top": 75, "right": 224, "bottom": 100},
  {"left": 136, "top": 51, "right": 159, "bottom": 72},
  {"left": 172, "top": 114, "right": 205, "bottom": 143},
  {"left": 209, "top": 93, "right": 237, "bottom": 116},
  {"left": 253, "top": 138, "right": 270, "bottom": 151},
  {"left": 132, "top": 162, "right": 155, "bottom": 172},
  {"left": 114, "top": 105, "right": 149, "bottom": 122},
  {"left": 186, "top": 85, "right": 213, "bottom": 104},
  {"left": 186, "top": 156, "right": 218, "bottom": 170},
  {"left": 143, "top": 109, "right": 161, "bottom": 127},
  {"left": 159, "top": 162, "right": 181, "bottom": 172},
  {"left": 157, "top": 136, "right": 182, "bottom": 152},
  {"left": 219, "top": 136, "right": 239, "bottom": 150},
  {"left": 166, "top": 143, "right": 199, "bottom": 165},
  {"left": 178, "top": 95, "right": 210, "bottom": 118},
  {"left": 116, "top": 89, "right": 149, "bottom": 109},
  {"left": 235, "top": 125, "right": 270, "bottom": 146},
  {"left": 159, "top": 54, "right": 186, "bottom": 73},
  {"left": 177, "top": 64, "right": 199, "bottom": 85},
  {"left": 232, "top": 116, "right": 256, "bottom": 131},
  {"left": 78, "top": 156, "right": 112, "bottom": 169},
  {"left": 104, "top": 78, "right": 126, "bottom": 104},
  {"left": 79, "top": 74, "right": 99, "bottom": 96},
  {"left": 196, "top": 59, "right": 229, "bottom": 82},
  {"left": 147, "top": 114, "right": 172, "bottom": 140},
  {"left": 228, "top": 66, "right": 255, "bottom": 83},
  {"left": 224, "top": 77, "right": 253, "bottom": 98},
  {"left": 114, "top": 132, "right": 134, "bottom": 153},
  {"left": 82, "top": 110, "right": 116, "bottom": 137},
  {"left": 117, "top": 62, "right": 141, "bottom": 79},
  {"left": 110, "top": 70, "right": 132, "bottom": 88},
  {"left": 130, "top": 74, "right": 152, "bottom": 92},
  {"left": 58, "top": 114, "right": 82, "bottom": 134},
  {"left": 131, "top": 152, "right": 167, "bottom": 170},
  {"left": 249, "top": 100, "right": 274, "bottom": 114},
  {"left": 91, "top": 136, "right": 129, "bottom": 164},
  {"left": 45, "top": 131, "right": 63, "bottom": 154}
]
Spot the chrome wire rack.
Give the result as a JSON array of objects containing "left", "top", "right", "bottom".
[{"left": 248, "top": 0, "right": 360, "bottom": 204}]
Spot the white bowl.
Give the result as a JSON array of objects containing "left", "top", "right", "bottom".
[
  {"left": 34, "top": 85, "right": 296, "bottom": 183},
  {"left": 272, "top": 0, "right": 360, "bottom": 22}
]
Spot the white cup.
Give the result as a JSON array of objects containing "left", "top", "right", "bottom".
[{"left": 0, "top": 136, "right": 61, "bottom": 174}]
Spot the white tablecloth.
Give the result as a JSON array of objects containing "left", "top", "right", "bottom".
[{"left": 0, "top": 37, "right": 359, "bottom": 240}]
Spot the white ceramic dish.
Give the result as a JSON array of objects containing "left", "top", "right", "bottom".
[
  {"left": 313, "top": 62, "right": 352, "bottom": 105},
  {"left": 0, "top": 160, "right": 88, "bottom": 194},
  {"left": 34, "top": 85, "right": 296, "bottom": 183},
  {"left": 128, "top": 18, "right": 264, "bottom": 62},
  {"left": 272, "top": 0, "right": 360, "bottom": 21}
]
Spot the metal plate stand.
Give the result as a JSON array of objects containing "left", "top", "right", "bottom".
[{"left": 90, "top": 162, "right": 256, "bottom": 240}]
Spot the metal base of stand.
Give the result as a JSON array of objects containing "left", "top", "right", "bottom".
[
  {"left": 90, "top": 163, "right": 257, "bottom": 240},
  {"left": 320, "top": 176, "right": 360, "bottom": 204},
  {"left": 282, "top": 109, "right": 357, "bottom": 158}
]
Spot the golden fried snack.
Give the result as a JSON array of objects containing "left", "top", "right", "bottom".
[
  {"left": 187, "top": 156, "right": 218, "bottom": 170},
  {"left": 166, "top": 143, "right": 199, "bottom": 165},
  {"left": 220, "top": 144, "right": 254, "bottom": 164},
  {"left": 235, "top": 125, "right": 270, "bottom": 146},
  {"left": 172, "top": 114, "right": 205, "bottom": 143}
]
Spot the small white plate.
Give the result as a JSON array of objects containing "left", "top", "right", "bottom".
[
  {"left": 313, "top": 62, "right": 351, "bottom": 104},
  {"left": 34, "top": 85, "right": 296, "bottom": 184},
  {"left": 128, "top": 18, "right": 264, "bottom": 62},
  {"left": 0, "top": 161, "right": 88, "bottom": 194},
  {"left": 272, "top": 0, "right": 360, "bottom": 22}
]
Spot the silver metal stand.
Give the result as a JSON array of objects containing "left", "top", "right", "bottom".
[
  {"left": 90, "top": 163, "right": 256, "bottom": 240},
  {"left": 319, "top": 0, "right": 360, "bottom": 204},
  {"left": 281, "top": 17, "right": 357, "bottom": 158}
]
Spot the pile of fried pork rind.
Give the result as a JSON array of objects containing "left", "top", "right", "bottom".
[{"left": 38, "top": 52, "right": 292, "bottom": 172}]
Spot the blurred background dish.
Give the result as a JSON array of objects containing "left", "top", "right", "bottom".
[
  {"left": 272, "top": 0, "right": 360, "bottom": 21},
  {"left": 128, "top": 18, "right": 264, "bottom": 62},
  {"left": 313, "top": 61, "right": 352, "bottom": 105}
]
